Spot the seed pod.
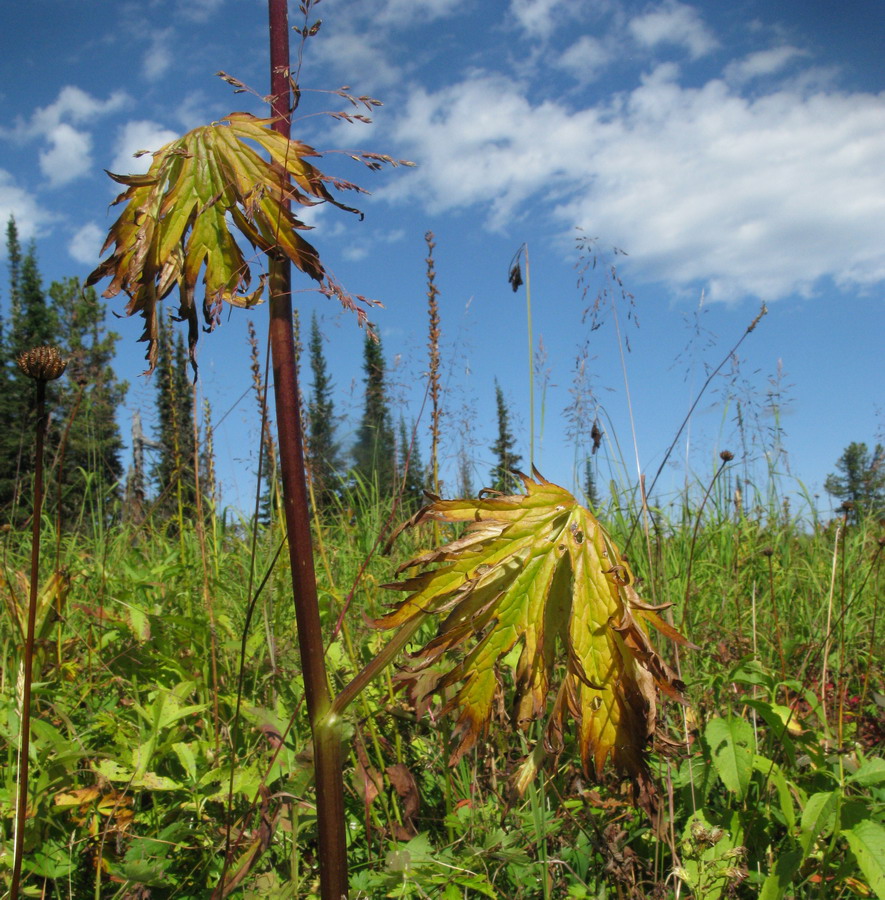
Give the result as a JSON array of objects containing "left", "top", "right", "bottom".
[{"left": 16, "top": 346, "right": 67, "bottom": 382}]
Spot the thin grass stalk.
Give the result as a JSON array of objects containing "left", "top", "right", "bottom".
[
  {"left": 425, "top": 232, "right": 441, "bottom": 496},
  {"left": 820, "top": 520, "right": 843, "bottom": 727},
  {"left": 192, "top": 385, "right": 221, "bottom": 753},
  {"left": 524, "top": 245, "right": 535, "bottom": 469},
  {"left": 680, "top": 453, "right": 732, "bottom": 631},
  {"left": 625, "top": 304, "right": 767, "bottom": 552}
]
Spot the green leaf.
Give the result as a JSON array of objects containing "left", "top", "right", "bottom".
[
  {"left": 376, "top": 472, "right": 690, "bottom": 807},
  {"left": 800, "top": 790, "right": 839, "bottom": 856},
  {"left": 752, "top": 754, "right": 797, "bottom": 831},
  {"left": 704, "top": 716, "right": 755, "bottom": 800},
  {"left": 844, "top": 820, "right": 885, "bottom": 900},
  {"left": 849, "top": 757, "right": 885, "bottom": 788},
  {"left": 758, "top": 847, "right": 804, "bottom": 900}
]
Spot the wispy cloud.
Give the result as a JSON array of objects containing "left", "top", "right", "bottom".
[
  {"left": 724, "top": 46, "right": 807, "bottom": 84},
  {"left": 143, "top": 28, "right": 175, "bottom": 81},
  {"left": 628, "top": 0, "right": 718, "bottom": 59},
  {"left": 68, "top": 222, "right": 105, "bottom": 265},
  {"left": 384, "top": 62, "right": 885, "bottom": 302}
]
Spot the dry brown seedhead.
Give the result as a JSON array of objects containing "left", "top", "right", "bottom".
[{"left": 16, "top": 346, "right": 67, "bottom": 382}]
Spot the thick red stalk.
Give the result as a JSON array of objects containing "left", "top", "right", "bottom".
[{"left": 266, "top": 2, "right": 348, "bottom": 898}]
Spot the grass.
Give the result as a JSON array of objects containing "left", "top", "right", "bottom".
[{"left": 0, "top": 466, "right": 882, "bottom": 899}]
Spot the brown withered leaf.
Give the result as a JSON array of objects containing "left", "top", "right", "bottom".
[{"left": 376, "top": 470, "right": 693, "bottom": 814}]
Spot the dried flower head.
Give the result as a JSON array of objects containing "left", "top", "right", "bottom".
[
  {"left": 720, "top": 449, "right": 734, "bottom": 462},
  {"left": 16, "top": 346, "right": 67, "bottom": 382}
]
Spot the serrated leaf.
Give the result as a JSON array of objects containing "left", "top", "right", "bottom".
[
  {"left": 376, "top": 472, "right": 690, "bottom": 811},
  {"left": 86, "top": 112, "right": 368, "bottom": 374}
]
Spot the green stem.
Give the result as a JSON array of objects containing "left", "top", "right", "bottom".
[{"left": 524, "top": 244, "right": 534, "bottom": 470}]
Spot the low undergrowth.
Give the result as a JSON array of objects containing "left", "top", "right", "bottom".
[{"left": 0, "top": 483, "right": 882, "bottom": 899}]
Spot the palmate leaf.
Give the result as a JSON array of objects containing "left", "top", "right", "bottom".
[
  {"left": 86, "top": 113, "right": 369, "bottom": 373},
  {"left": 377, "top": 470, "right": 692, "bottom": 810}
]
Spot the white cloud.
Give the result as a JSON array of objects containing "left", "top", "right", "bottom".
[
  {"left": 384, "top": 67, "right": 885, "bottom": 303},
  {"left": 111, "top": 120, "right": 180, "bottom": 175},
  {"left": 555, "top": 35, "right": 613, "bottom": 82},
  {"left": 628, "top": 1, "right": 718, "bottom": 59},
  {"left": 0, "top": 171, "right": 53, "bottom": 252},
  {"left": 68, "top": 222, "right": 105, "bottom": 265},
  {"left": 39, "top": 123, "right": 93, "bottom": 185},
  {"left": 724, "top": 46, "right": 807, "bottom": 84},
  {"left": 0, "top": 86, "right": 129, "bottom": 187},
  {"left": 25, "top": 86, "right": 128, "bottom": 137}
]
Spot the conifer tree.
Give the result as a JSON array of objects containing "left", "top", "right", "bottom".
[
  {"left": 152, "top": 315, "right": 196, "bottom": 517},
  {"left": 50, "top": 277, "right": 126, "bottom": 521},
  {"left": 307, "top": 313, "right": 341, "bottom": 510},
  {"left": 353, "top": 332, "right": 395, "bottom": 496},
  {"left": 824, "top": 442, "right": 885, "bottom": 521},
  {"left": 0, "top": 223, "right": 60, "bottom": 514},
  {"left": 489, "top": 380, "right": 522, "bottom": 493},
  {"left": 397, "top": 417, "right": 426, "bottom": 509},
  {"left": 457, "top": 446, "right": 475, "bottom": 498},
  {"left": 583, "top": 457, "right": 601, "bottom": 509}
]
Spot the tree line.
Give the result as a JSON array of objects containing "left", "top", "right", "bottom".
[
  {"left": 0, "top": 216, "right": 530, "bottom": 527},
  {"left": 4, "top": 213, "right": 877, "bottom": 524}
]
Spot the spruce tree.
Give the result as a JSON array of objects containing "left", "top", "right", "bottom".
[
  {"left": 306, "top": 313, "right": 341, "bottom": 511},
  {"left": 353, "top": 332, "right": 395, "bottom": 496},
  {"left": 50, "top": 277, "right": 126, "bottom": 521},
  {"left": 152, "top": 315, "right": 196, "bottom": 518},
  {"left": 0, "top": 224, "right": 60, "bottom": 515},
  {"left": 824, "top": 442, "right": 885, "bottom": 521},
  {"left": 397, "top": 417, "right": 426, "bottom": 509},
  {"left": 583, "top": 457, "right": 601, "bottom": 509},
  {"left": 489, "top": 380, "right": 522, "bottom": 493}
]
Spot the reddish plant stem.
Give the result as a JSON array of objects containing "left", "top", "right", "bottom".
[{"left": 266, "top": 2, "right": 348, "bottom": 898}]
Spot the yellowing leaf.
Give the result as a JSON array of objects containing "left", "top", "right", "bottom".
[
  {"left": 86, "top": 113, "right": 372, "bottom": 374},
  {"left": 377, "top": 471, "right": 692, "bottom": 811}
]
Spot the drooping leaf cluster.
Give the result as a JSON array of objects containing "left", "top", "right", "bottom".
[
  {"left": 0, "top": 218, "right": 126, "bottom": 523},
  {"left": 86, "top": 113, "right": 377, "bottom": 375},
  {"left": 376, "top": 472, "right": 691, "bottom": 815}
]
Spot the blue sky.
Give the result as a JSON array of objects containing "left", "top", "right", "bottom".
[{"left": 1, "top": 0, "right": 883, "bottom": 515}]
